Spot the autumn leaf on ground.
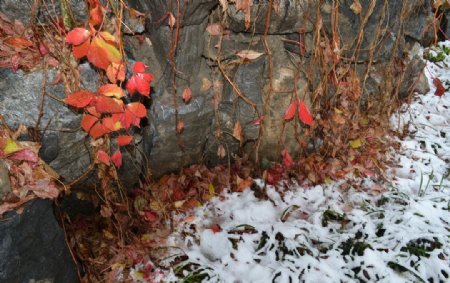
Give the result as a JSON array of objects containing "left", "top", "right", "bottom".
[
  {"left": 284, "top": 101, "right": 297, "bottom": 120},
  {"left": 111, "top": 150, "right": 122, "bottom": 167},
  {"left": 64, "top": 90, "right": 96, "bottom": 108},
  {"left": 4, "top": 37, "right": 33, "bottom": 49},
  {"left": 236, "top": 50, "right": 263, "bottom": 60},
  {"left": 65, "top": 27, "right": 91, "bottom": 45},
  {"left": 298, "top": 99, "right": 313, "bottom": 125},
  {"left": 281, "top": 148, "right": 294, "bottom": 168},
  {"left": 350, "top": 0, "right": 362, "bottom": 14},
  {"left": 433, "top": 77, "right": 446, "bottom": 97},
  {"left": 9, "top": 149, "right": 39, "bottom": 163}
]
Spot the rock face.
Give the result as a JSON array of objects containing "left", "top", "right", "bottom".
[
  {"left": 0, "top": 199, "right": 79, "bottom": 283},
  {"left": 125, "top": 0, "right": 434, "bottom": 177}
]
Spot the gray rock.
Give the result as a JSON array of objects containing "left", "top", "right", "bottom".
[
  {"left": 0, "top": 0, "right": 87, "bottom": 25},
  {"left": 0, "top": 199, "right": 79, "bottom": 283}
]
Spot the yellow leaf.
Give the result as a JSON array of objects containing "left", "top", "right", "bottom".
[
  {"left": 324, "top": 177, "right": 333, "bottom": 184},
  {"left": 208, "top": 183, "right": 215, "bottom": 195},
  {"left": 349, "top": 138, "right": 363, "bottom": 149},
  {"left": 94, "top": 36, "right": 122, "bottom": 64},
  {"left": 174, "top": 200, "right": 186, "bottom": 208},
  {"left": 334, "top": 108, "right": 343, "bottom": 114},
  {"left": 3, "top": 138, "right": 21, "bottom": 154}
]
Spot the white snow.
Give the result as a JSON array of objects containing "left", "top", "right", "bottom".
[{"left": 159, "top": 43, "right": 450, "bottom": 283}]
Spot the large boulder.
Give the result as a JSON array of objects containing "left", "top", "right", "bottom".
[
  {"left": 0, "top": 199, "right": 79, "bottom": 283},
  {"left": 123, "top": 0, "right": 434, "bottom": 176}
]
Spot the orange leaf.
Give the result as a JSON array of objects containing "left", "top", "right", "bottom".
[
  {"left": 117, "top": 135, "right": 133, "bottom": 146},
  {"left": 4, "top": 36, "right": 33, "bottom": 49},
  {"left": 87, "top": 36, "right": 121, "bottom": 70},
  {"left": 111, "top": 149, "right": 122, "bottom": 167},
  {"left": 89, "top": 122, "right": 108, "bottom": 139},
  {"left": 97, "top": 150, "right": 110, "bottom": 165},
  {"left": 281, "top": 148, "right": 294, "bottom": 168},
  {"left": 284, "top": 100, "right": 297, "bottom": 120},
  {"left": 72, "top": 39, "right": 90, "bottom": 59},
  {"left": 95, "top": 96, "right": 124, "bottom": 113},
  {"left": 65, "top": 28, "right": 91, "bottom": 45},
  {"left": 297, "top": 100, "right": 313, "bottom": 125},
  {"left": 127, "top": 102, "right": 147, "bottom": 118},
  {"left": 97, "top": 84, "right": 125, "bottom": 98},
  {"left": 64, "top": 90, "right": 96, "bottom": 108},
  {"left": 106, "top": 62, "right": 125, "bottom": 83},
  {"left": 81, "top": 114, "right": 98, "bottom": 132},
  {"left": 182, "top": 87, "right": 192, "bottom": 103},
  {"left": 433, "top": 77, "right": 446, "bottom": 97}
]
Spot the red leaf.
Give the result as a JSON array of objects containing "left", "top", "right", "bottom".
[
  {"left": 297, "top": 100, "right": 313, "bottom": 125},
  {"left": 97, "top": 150, "right": 110, "bottom": 165},
  {"left": 133, "top": 61, "right": 147, "bottom": 73},
  {"left": 284, "top": 101, "right": 297, "bottom": 120},
  {"left": 433, "top": 77, "right": 446, "bottom": 97},
  {"left": 117, "top": 135, "right": 133, "bottom": 146},
  {"left": 81, "top": 114, "right": 98, "bottom": 132},
  {"left": 72, "top": 39, "right": 90, "bottom": 59},
  {"left": 89, "top": 122, "right": 108, "bottom": 139},
  {"left": 182, "top": 87, "right": 192, "bottom": 103},
  {"left": 94, "top": 96, "right": 124, "bottom": 113},
  {"left": 4, "top": 37, "right": 33, "bottom": 48},
  {"left": 211, "top": 224, "right": 221, "bottom": 233},
  {"left": 126, "top": 73, "right": 152, "bottom": 97},
  {"left": 281, "top": 148, "right": 294, "bottom": 168},
  {"left": 127, "top": 102, "right": 146, "bottom": 118},
  {"left": 65, "top": 28, "right": 90, "bottom": 45},
  {"left": 64, "top": 90, "right": 96, "bottom": 108},
  {"left": 111, "top": 149, "right": 122, "bottom": 167}
]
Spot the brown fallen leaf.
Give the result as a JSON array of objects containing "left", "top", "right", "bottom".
[{"left": 236, "top": 50, "right": 264, "bottom": 60}]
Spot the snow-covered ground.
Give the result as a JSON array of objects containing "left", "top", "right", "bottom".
[{"left": 141, "top": 44, "right": 450, "bottom": 283}]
